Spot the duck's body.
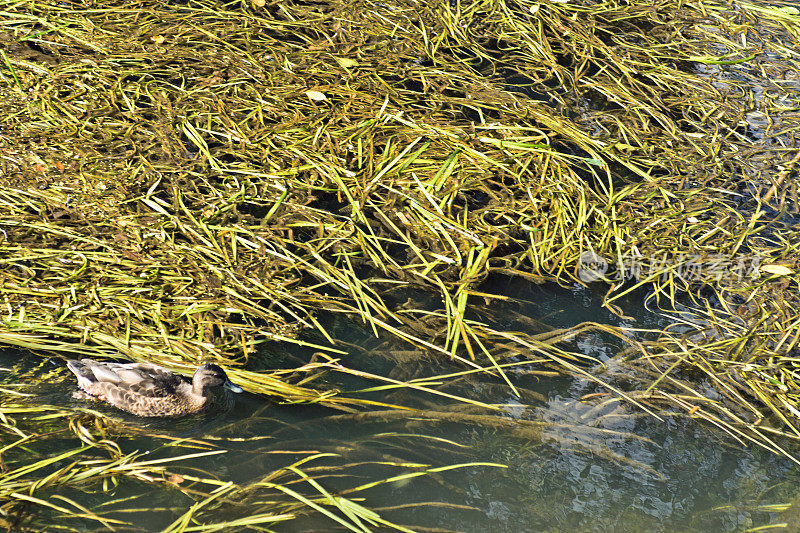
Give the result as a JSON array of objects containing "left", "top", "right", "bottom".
[{"left": 67, "top": 359, "right": 241, "bottom": 417}]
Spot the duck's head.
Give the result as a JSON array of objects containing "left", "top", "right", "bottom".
[{"left": 193, "top": 364, "right": 243, "bottom": 394}]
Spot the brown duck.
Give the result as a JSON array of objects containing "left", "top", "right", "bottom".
[{"left": 67, "top": 359, "right": 242, "bottom": 417}]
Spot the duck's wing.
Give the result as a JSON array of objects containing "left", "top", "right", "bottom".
[
  {"left": 74, "top": 359, "right": 182, "bottom": 396},
  {"left": 103, "top": 362, "right": 182, "bottom": 386},
  {"left": 110, "top": 378, "right": 177, "bottom": 399}
]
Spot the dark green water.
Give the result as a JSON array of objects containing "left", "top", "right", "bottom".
[{"left": 2, "top": 280, "right": 799, "bottom": 532}]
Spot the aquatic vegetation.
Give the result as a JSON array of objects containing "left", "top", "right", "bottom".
[
  {"left": 2, "top": 0, "right": 800, "bottom": 527},
  {"left": 2, "top": 360, "right": 505, "bottom": 530}
]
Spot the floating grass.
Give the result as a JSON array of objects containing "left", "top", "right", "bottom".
[
  {"left": 1, "top": 380, "right": 506, "bottom": 531},
  {"left": 2, "top": 0, "right": 800, "bottom": 525}
]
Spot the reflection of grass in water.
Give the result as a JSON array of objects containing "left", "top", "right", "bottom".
[
  {"left": 0, "top": 355, "right": 653, "bottom": 530},
  {"left": 2, "top": 343, "right": 799, "bottom": 530},
  {"left": 0, "top": 402, "right": 504, "bottom": 531},
  {"left": 463, "top": 417, "right": 798, "bottom": 532},
  {"left": 0, "top": 359, "right": 505, "bottom": 531}
]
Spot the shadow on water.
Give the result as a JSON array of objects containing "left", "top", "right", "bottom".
[{"left": 2, "top": 281, "right": 800, "bottom": 532}]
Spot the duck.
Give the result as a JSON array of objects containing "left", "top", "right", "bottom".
[{"left": 67, "top": 358, "right": 243, "bottom": 417}]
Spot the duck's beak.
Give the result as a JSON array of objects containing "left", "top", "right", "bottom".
[{"left": 225, "top": 380, "right": 243, "bottom": 393}]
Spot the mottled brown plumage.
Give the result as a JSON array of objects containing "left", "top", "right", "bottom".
[{"left": 67, "top": 359, "right": 242, "bottom": 417}]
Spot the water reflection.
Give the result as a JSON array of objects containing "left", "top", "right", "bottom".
[{"left": 1, "top": 281, "right": 798, "bottom": 531}]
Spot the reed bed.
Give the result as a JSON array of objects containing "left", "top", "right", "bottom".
[{"left": 1, "top": 0, "right": 800, "bottom": 525}]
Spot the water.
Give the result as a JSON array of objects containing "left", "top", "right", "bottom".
[{"left": 2, "top": 281, "right": 798, "bottom": 532}]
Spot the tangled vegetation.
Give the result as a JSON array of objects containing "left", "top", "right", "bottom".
[{"left": 1, "top": 0, "right": 800, "bottom": 528}]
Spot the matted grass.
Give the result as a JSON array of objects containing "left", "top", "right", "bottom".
[{"left": 1, "top": 0, "right": 800, "bottom": 520}]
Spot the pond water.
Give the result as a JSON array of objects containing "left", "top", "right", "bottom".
[{"left": 2, "top": 280, "right": 799, "bottom": 532}]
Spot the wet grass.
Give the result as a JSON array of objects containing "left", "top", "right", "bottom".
[{"left": 1, "top": 0, "right": 800, "bottom": 527}]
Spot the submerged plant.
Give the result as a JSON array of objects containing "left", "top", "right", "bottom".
[{"left": 1, "top": 0, "right": 800, "bottom": 526}]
